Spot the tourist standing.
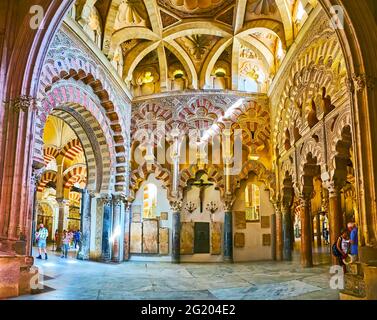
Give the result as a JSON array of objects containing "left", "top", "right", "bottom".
[
  {"left": 348, "top": 222, "right": 358, "bottom": 262},
  {"left": 335, "top": 229, "right": 350, "bottom": 273},
  {"left": 61, "top": 230, "right": 70, "bottom": 258},
  {"left": 74, "top": 230, "right": 81, "bottom": 249},
  {"left": 35, "top": 224, "right": 48, "bottom": 260}
]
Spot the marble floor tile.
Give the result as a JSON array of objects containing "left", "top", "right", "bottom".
[{"left": 10, "top": 249, "right": 339, "bottom": 300}]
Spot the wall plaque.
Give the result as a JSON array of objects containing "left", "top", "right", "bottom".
[
  {"left": 211, "top": 222, "right": 222, "bottom": 255},
  {"left": 263, "top": 234, "right": 271, "bottom": 246},
  {"left": 142, "top": 219, "right": 159, "bottom": 253},
  {"left": 234, "top": 211, "right": 246, "bottom": 229},
  {"left": 160, "top": 212, "right": 168, "bottom": 221},
  {"left": 261, "top": 216, "right": 270, "bottom": 229},
  {"left": 130, "top": 222, "right": 142, "bottom": 253},
  {"left": 180, "top": 222, "right": 194, "bottom": 254},
  {"left": 159, "top": 228, "right": 169, "bottom": 255},
  {"left": 234, "top": 232, "right": 245, "bottom": 248}
]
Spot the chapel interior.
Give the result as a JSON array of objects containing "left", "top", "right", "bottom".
[{"left": 0, "top": 0, "right": 377, "bottom": 300}]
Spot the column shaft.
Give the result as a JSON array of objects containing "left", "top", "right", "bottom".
[
  {"left": 300, "top": 198, "right": 313, "bottom": 267},
  {"left": 111, "top": 198, "right": 121, "bottom": 263},
  {"left": 316, "top": 213, "right": 322, "bottom": 247},
  {"left": 282, "top": 206, "right": 293, "bottom": 261},
  {"left": 223, "top": 210, "right": 233, "bottom": 262},
  {"left": 329, "top": 188, "right": 343, "bottom": 265},
  {"left": 123, "top": 204, "right": 131, "bottom": 261},
  {"left": 276, "top": 207, "right": 283, "bottom": 261},
  {"left": 101, "top": 198, "right": 112, "bottom": 262},
  {"left": 171, "top": 211, "right": 180, "bottom": 263},
  {"left": 271, "top": 213, "right": 277, "bottom": 260},
  {"left": 77, "top": 189, "right": 91, "bottom": 260}
]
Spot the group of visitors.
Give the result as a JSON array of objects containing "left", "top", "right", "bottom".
[
  {"left": 59, "top": 229, "right": 81, "bottom": 258},
  {"left": 333, "top": 222, "right": 358, "bottom": 273},
  {"left": 34, "top": 224, "right": 81, "bottom": 260}
]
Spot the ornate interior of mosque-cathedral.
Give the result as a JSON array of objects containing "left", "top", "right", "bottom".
[{"left": 1, "top": 0, "right": 377, "bottom": 300}]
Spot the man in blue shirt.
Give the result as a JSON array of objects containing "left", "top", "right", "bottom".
[{"left": 348, "top": 222, "right": 358, "bottom": 262}]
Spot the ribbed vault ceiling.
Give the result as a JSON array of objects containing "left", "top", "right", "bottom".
[{"left": 72, "top": 0, "right": 317, "bottom": 97}]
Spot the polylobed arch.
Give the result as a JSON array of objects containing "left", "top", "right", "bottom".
[
  {"left": 237, "top": 160, "right": 276, "bottom": 197},
  {"left": 130, "top": 162, "right": 172, "bottom": 200},
  {"left": 179, "top": 164, "right": 225, "bottom": 199}
]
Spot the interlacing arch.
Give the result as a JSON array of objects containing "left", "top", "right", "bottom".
[
  {"left": 228, "top": 100, "right": 271, "bottom": 153},
  {"left": 131, "top": 102, "right": 174, "bottom": 146},
  {"left": 298, "top": 140, "right": 325, "bottom": 180},
  {"left": 273, "top": 22, "right": 348, "bottom": 150},
  {"left": 327, "top": 110, "right": 353, "bottom": 171},
  {"left": 177, "top": 98, "right": 224, "bottom": 131}
]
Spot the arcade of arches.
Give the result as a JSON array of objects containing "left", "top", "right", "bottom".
[{"left": 1, "top": 0, "right": 377, "bottom": 300}]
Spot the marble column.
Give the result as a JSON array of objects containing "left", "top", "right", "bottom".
[
  {"left": 171, "top": 201, "right": 182, "bottom": 264},
  {"left": 328, "top": 184, "right": 343, "bottom": 265},
  {"left": 56, "top": 199, "right": 69, "bottom": 251},
  {"left": 271, "top": 212, "right": 277, "bottom": 260},
  {"left": 123, "top": 201, "right": 132, "bottom": 261},
  {"left": 300, "top": 196, "right": 313, "bottom": 267},
  {"left": 275, "top": 202, "right": 283, "bottom": 261},
  {"left": 111, "top": 196, "right": 122, "bottom": 263},
  {"left": 282, "top": 205, "right": 293, "bottom": 261},
  {"left": 316, "top": 212, "right": 322, "bottom": 247},
  {"left": 223, "top": 209, "right": 233, "bottom": 263},
  {"left": 101, "top": 196, "right": 112, "bottom": 262},
  {"left": 29, "top": 169, "right": 41, "bottom": 255},
  {"left": 77, "top": 189, "right": 92, "bottom": 260}
]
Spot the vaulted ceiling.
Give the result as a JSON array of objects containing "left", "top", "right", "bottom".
[{"left": 70, "top": 0, "right": 318, "bottom": 97}]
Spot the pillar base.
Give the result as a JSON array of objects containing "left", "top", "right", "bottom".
[
  {"left": 223, "top": 256, "right": 233, "bottom": 263},
  {"left": 0, "top": 253, "right": 38, "bottom": 299}
]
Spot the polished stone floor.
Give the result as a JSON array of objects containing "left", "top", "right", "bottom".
[{"left": 13, "top": 245, "right": 339, "bottom": 300}]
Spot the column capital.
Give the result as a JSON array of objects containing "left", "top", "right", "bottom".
[
  {"left": 101, "top": 195, "right": 113, "bottom": 206},
  {"left": 223, "top": 194, "right": 234, "bottom": 212},
  {"left": 170, "top": 200, "right": 183, "bottom": 212},
  {"left": 323, "top": 179, "right": 343, "bottom": 197},
  {"left": 5, "top": 95, "right": 39, "bottom": 113},
  {"left": 352, "top": 73, "right": 377, "bottom": 92},
  {"left": 56, "top": 198, "right": 69, "bottom": 206},
  {"left": 113, "top": 194, "right": 127, "bottom": 206},
  {"left": 31, "top": 168, "right": 44, "bottom": 187}
]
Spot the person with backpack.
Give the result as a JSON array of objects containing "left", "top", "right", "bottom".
[{"left": 332, "top": 228, "right": 350, "bottom": 273}]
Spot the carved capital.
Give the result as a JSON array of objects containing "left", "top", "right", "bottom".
[
  {"left": 223, "top": 194, "right": 235, "bottom": 212},
  {"left": 8, "top": 96, "right": 38, "bottom": 113},
  {"left": 352, "top": 74, "right": 377, "bottom": 92},
  {"left": 170, "top": 200, "right": 183, "bottom": 212},
  {"left": 101, "top": 195, "right": 113, "bottom": 206},
  {"left": 31, "top": 168, "right": 44, "bottom": 187}
]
